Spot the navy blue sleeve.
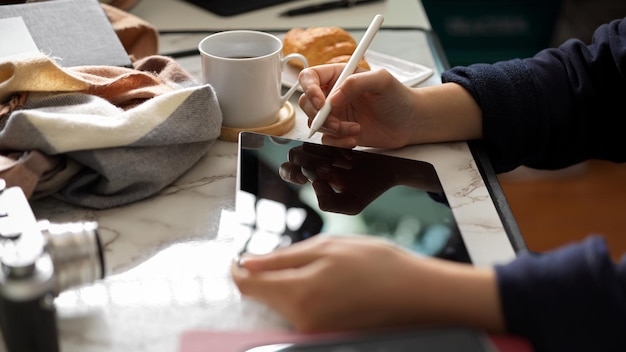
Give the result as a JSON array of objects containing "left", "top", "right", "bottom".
[
  {"left": 495, "top": 236, "right": 626, "bottom": 352},
  {"left": 441, "top": 17, "right": 626, "bottom": 173}
]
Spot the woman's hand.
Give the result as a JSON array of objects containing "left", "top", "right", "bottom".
[
  {"left": 278, "top": 142, "right": 444, "bottom": 215},
  {"left": 231, "top": 235, "right": 505, "bottom": 333},
  {"left": 297, "top": 64, "right": 484, "bottom": 149},
  {"left": 278, "top": 143, "right": 398, "bottom": 214},
  {"left": 298, "top": 65, "right": 420, "bottom": 149}
]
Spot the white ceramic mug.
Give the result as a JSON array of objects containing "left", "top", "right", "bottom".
[{"left": 198, "top": 30, "right": 308, "bottom": 129}]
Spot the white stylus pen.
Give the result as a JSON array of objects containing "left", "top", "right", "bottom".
[{"left": 307, "top": 14, "right": 384, "bottom": 138}]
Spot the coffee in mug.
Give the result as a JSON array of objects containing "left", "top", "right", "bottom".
[{"left": 198, "top": 30, "right": 308, "bottom": 129}]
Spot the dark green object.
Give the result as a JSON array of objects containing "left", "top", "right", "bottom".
[{"left": 422, "top": 0, "right": 563, "bottom": 66}]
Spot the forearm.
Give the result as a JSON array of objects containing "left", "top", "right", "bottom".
[
  {"left": 496, "top": 237, "right": 626, "bottom": 351},
  {"left": 398, "top": 257, "right": 506, "bottom": 332},
  {"left": 408, "top": 82, "right": 483, "bottom": 145}
]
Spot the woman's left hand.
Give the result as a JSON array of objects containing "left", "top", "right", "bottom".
[{"left": 230, "top": 235, "right": 504, "bottom": 333}]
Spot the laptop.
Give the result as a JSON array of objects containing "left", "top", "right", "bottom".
[
  {"left": 182, "top": 0, "right": 296, "bottom": 16},
  {"left": 235, "top": 132, "right": 472, "bottom": 263}
]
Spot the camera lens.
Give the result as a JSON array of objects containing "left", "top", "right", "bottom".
[{"left": 39, "top": 221, "right": 105, "bottom": 295}]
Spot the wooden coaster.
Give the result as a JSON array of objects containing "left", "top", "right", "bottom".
[{"left": 219, "top": 101, "right": 296, "bottom": 142}]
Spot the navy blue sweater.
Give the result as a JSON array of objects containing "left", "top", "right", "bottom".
[{"left": 442, "top": 18, "right": 626, "bottom": 352}]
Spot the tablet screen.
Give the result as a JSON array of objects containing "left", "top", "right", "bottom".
[{"left": 236, "top": 132, "right": 471, "bottom": 263}]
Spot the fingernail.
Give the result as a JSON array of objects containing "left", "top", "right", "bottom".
[
  {"left": 234, "top": 256, "right": 245, "bottom": 267},
  {"left": 296, "top": 174, "right": 308, "bottom": 184}
]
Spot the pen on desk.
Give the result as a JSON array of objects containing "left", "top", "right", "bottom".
[
  {"left": 307, "top": 14, "right": 384, "bottom": 139},
  {"left": 279, "top": 0, "right": 384, "bottom": 17}
]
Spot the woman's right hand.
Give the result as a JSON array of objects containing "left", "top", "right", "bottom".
[
  {"left": 297, "top": 65, "right": 484, "bottom": 149},
  {"left": 298, "top": 65, "right": 420, "bottom": 149}
]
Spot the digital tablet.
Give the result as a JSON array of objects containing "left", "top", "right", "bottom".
[
  {"left": 244, "top": 327, "right": 497, "bottom": 352},
  {"left": 235, "top": 132, "right": 472, "bottom": 263}
]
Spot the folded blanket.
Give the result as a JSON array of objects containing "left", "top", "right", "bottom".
[{"left": 0, "top": 54, "right": 222, "bottom": 209}]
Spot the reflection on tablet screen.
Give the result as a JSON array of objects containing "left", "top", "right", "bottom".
[{"left": 236, "top": 132, "right": 471, "bottom": 263}]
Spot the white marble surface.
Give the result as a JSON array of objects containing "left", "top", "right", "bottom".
[
  {"left": 29, "top": 118, "right": 515, "bottom": 352},
  {"left": 8, "top": 8, "right": 517, "bottom": 352}
]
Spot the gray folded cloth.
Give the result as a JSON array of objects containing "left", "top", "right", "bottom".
[{"left": 0, "top": 54, "right": 222, "bottom": 209}]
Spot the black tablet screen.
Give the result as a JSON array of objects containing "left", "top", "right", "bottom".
[{"left": 236, "top": 132, "right": 471, "bottom": 263}]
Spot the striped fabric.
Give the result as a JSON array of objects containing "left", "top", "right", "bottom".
[{"left": 0, "top": 54, "right": 222, "bottom": 209}]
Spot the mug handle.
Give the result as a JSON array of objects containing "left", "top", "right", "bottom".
[{"left": 280, "top": 53, "right": 308, "bottom": 105}]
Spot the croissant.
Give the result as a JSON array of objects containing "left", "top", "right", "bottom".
[{"left": 282, "top": 27, "right": 370, "bottom": 70}]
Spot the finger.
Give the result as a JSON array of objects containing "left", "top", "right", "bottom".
[
  {"left": 312, "top": 181, "right": 360, "bottom": 214},
  {"left": 298, "top": 93, "right": 322, "bottom": 125},
  {"left": 299, "top": 64, "right": 353, "bottom": 116},
  {"left": 327, "top": 140, "right": 359, "bottom": 169},
  {"left": 321, "top": 134, "right": 358, "bottom": 149},
  {"left": 278, "top": 162, "right": 308, "bottom": 184},
  {"left": 230, "top": 256, "right": 324, "bottom": 307},
  {"left": 289, "top": 146, "right": 333, "bottom": 174},
  {"left": 300, "top": 64, "right": 347, "bottom": 89},
  {"left": 299, "top": 66, "right": 342, "bottom": 109},
  {"left": 310, "top": 179, "right": 347, "bottom": 212},
  {"left": 315, "top": 120, "right": 360, "bottom": 149},
  {"left": 230, "top": 259, "right": 294, "bottom": 300},
  {"left": 314, "top": 115, "right": 342, "bottom": 135},
  {"left": 237, "top": 236, "right": 325, "bottom": 272}
]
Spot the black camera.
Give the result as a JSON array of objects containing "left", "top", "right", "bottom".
[{"left": 0, "top": 179, "right": 105, "bottom": 352}]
